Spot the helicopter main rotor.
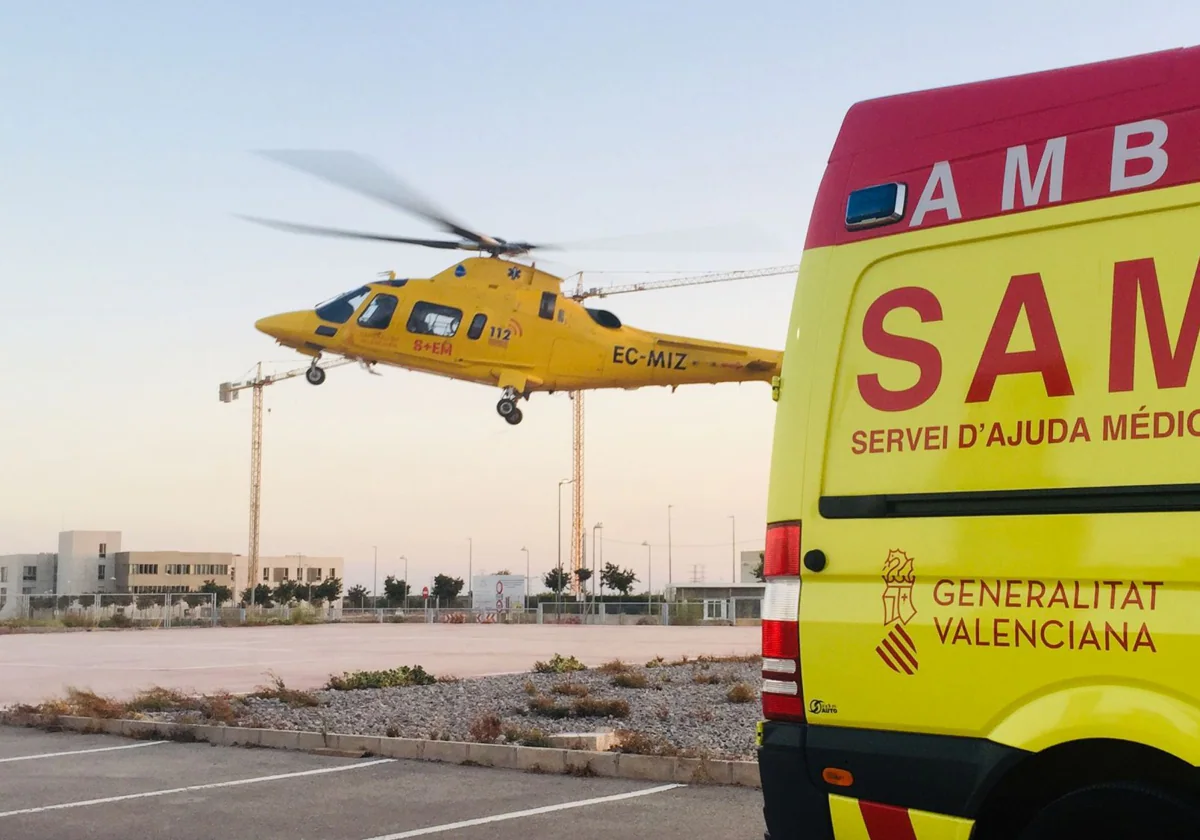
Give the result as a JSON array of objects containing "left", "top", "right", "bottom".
[
  {"left": 245, "top": 149, "right": 540, "bottom": 257},
  {"left": 241, "top": 149, "right": 780, "bottom": 260}
]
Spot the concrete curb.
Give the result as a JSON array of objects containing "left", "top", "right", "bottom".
[{"left": 0, "top": 713, "right": 761, "bottom": 789}]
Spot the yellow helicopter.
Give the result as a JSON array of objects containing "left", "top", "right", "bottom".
[{"left": 244, "top": 150, "right": 787, "bottom": 425}]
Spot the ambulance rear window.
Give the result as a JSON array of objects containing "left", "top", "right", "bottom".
[{"left": 846, "top": 182, "right": 907, "bottom": 230}]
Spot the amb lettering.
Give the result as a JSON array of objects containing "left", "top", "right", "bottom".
[
  {"left": 612, "top": 345, "right": 688, "bottom": 370},
  {"left": 931, "top": 578, "right": 1162, "bottom": 653},
  {"left": 856, "top": 256, "right": 1200, "bottom": 413},
  {"left": 907, "top": 117, "right": 1175, "bottom": 229}
]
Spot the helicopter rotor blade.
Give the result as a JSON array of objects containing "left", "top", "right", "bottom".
[
  {"left": 253, "top": 149, "right": 499, "bottom": 247},
  {"left": 236, "top": 215, "right": 475, "bottom": 250},
  {"left": 530, "top": 221, "right": 785, "bottom": 254}
]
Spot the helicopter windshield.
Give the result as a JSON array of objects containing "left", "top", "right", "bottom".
[{"left": 314, "top": 286, "right": 370, "bottom": 324}]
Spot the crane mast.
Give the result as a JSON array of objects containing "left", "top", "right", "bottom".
[
  {"left": 570, "top": 274, "right": 586, "bottom": 597},
  {"left": 563, "top": 262, "right": 799, "bottom": 600},
  {"left": 219, "top": 357, "right": 355, "bottom": 602}
]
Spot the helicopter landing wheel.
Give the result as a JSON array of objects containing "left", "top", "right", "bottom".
[
  {"left": 496, "top": 397, "right": 517, "bottom": 418},
  {"left": 504, "top": 407, "right": 523, "bottom": 425},
  {"left": 306, "top": 365, "right": 326, "bottom": 386}
]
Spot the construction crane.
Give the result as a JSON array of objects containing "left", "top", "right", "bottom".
[
  {"left": 219, "top": 357, "right": 356, "bottom": 604},
  {"left": 561, "top": 263, "right": 799, "bottom": 595}
]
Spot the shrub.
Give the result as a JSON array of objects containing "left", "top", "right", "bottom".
[
  {"left": 533, "top": 653, "right": 586, "bottom": 674},
  {"left": 126, "top": 687, "right": 198, "bottom": 713},
  {"left": 611, "top": 672, "right": 649, "bottom": 689},
  {"left": 60, "top": 688, "right": 125, "bottom": 718},
  {"left": 467, "top": 712, "right": 503, "bottom": 743},
  {"left": 726, "top": 682, "right": 756, "bottom": 703},
  {"left": 610, "top": 729, "right": 679, "bottom": 756},
  {"left": 528, "top": 695, "right": 571, "bottom": 718},
  {"left": 503, "top": 725, "right": 552, "bottom": 748},
  {"left": 250, "top": 675, "right": 321, "bottom": 707},
  {"left": 552, "top": 681, "right": 589, "bottom": 697},
  {"left": 596, "top": 659, "right": 632, "bottom": 674},
  {"left": 644, "top": 655, "right": 666, "bottom": 669},
  {"left": 326, "top": 665, "right": 436, "bottom": 691},
  {"left": 571, "top": 697, "right": 629, "bottom": 718},
  {"left": 692, "top": 672, "right": 729, "bottom": 685}
]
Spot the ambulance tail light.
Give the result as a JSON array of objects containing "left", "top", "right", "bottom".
[{"left": 762, "top": 521, "right": 804, "bottom": 722}]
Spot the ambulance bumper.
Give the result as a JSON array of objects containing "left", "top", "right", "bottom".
[{"left": 758, "top": 720, "right": 834, "bottom": 840}]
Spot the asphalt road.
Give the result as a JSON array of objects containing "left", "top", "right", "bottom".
[{"left": 0, "top": 727, "right": 764, "bottom": 839}]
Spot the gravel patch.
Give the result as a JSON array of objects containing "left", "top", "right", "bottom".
[{"left": 144, "top": 658, "right": 764, "bottom": 760}]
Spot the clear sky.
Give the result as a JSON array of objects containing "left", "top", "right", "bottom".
[{"left": 2, "top": 1, "right": 1194, "bottom": 594}]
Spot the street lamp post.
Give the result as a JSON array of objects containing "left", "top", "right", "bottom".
[
  {"left": 467, "top": 538, "right": 472, "bottom": 608},
  {"left": 399, "top": 555, "right": 408, "bottom": 607},
  {"left": 667, "top": 505, "right": 673, "bottom": 586},
  {"left": 729, "top": 515, "right": 736, "bottom": 582},
  {"left": 557, "top": 478, "right": 573, "bottom": 606},
  {"left": 521, "top": 546, "right": 530, "bottom": 608},
  {"left": 372, "top": 545, "right": 378, "bottom": 611},
  {"left": 642, "top": 540, "right": 652, "bottom": 610}
]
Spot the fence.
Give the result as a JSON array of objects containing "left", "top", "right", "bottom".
[
  {"left": 1, "top": 593, "right": 218, "bottom": 628},
  {"left": 0, "top": 593, "right": 762, "bottom": 629},
  {"left": 536, "top": 598, "right": 762, "bottom": 626}
]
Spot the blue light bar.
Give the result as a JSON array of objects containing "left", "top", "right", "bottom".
[{"left": 845, "top": 182, "right": 907, "bottom": 230}]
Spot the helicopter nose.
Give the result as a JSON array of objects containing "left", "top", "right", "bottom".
[{"left": 255, "top": 312, "right": 304, "bottom": 343}]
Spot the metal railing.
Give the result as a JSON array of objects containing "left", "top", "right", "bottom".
[
  {"left": 0, "top": 594, "right": 762, "bottom": 629},
  {"left": 1, "top": 593, "right": 218, "bottom": 628}
]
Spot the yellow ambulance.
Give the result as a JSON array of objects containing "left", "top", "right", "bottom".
[{"left": 757, "top": 44, "right": 1200, "bottom": 840}]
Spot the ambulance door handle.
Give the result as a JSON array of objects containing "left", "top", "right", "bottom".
[{"left": 803, "top": 549, "right": 827, "bottom": 573}]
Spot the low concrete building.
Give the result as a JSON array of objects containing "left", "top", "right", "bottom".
[
  {"left": 0, "top": 553, "right": 57, "bottom": 607},
  {"left": 663, "top": 581, "right": 766, "bottom": 624},
  {"left": 57, "top": 530, "right": 122, "bottom": 594},
  {"left": 115, "top": 551, "right": 239, "bottom": 594},
  {"left": 243, "top": 555, "right": 345, "bottom": 591}
]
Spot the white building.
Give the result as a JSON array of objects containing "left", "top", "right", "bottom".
[
  {"left": 740, "top": 549, "right": 764, "bottom": 582},
  {"left": 56, "top": 530, "right": 122, "bottom": 594},
  {"left": 233, "top": 554, "right": 346, "bottom": 595},
  {"left": 0, "top": 553, "right": 57, "bottom": 611}
]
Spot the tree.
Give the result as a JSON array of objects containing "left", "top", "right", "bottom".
[
  {"left": 600, "top": 562, "right": 638, "bottom": 596},
  {"left": 543, "top": 567, "right": 570, "bottom": 594},
  {"left": 242, "top": 584, "right": 273, "bottom": 607},
  {"left": 199, "top": 579, "right": 233, "bottom": 605},
  {"left": 383, "top": 575, "right": 410, "bottom": 603},
  {"left": 346, "top": 584, "right": 368, "bottom": 608},
  {"left": 431, "top": 573, "right": 463, "bottom": 601},
  {"left": 575, "top": 567, "right": 593, "bottom": 586},
  {"left": 272, "top": 579, "right": 299, "bottom": 605},
  {"left": 314, "top": 575, "right": 343, "bottom": 603},
  {"left": 493, "top": 569, "right": 512, "bottom": 575},
  {"left": 752, "top": 552, "right": 765, "bottom": 583}
]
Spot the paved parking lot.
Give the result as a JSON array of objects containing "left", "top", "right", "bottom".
[
  {"left": 0, "top": 727, "right": 763, "bottom": 839},
  {"left": 0, "top": 624, "right": 760, "bottom": 706}
]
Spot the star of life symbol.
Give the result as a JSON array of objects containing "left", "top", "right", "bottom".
[
  {"left": 507, "top": 266, "right": 522, "bottom": 280},
  {"left": 876, "top": 549, "right": 919, "bottom": 675}
]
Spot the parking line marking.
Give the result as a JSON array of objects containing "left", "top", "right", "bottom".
[
  {"left": 0, "top": 741, "right": 168, "bottom": 763},
  {"left": 359, "top": 783, "right": 686, "bottom": 839},
  {"left": 0, "top": 758, "right": 396, "bottom": 818}
]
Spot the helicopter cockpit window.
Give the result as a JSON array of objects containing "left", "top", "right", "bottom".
[
  {"left": 539, "top": 291, "right": 557, "bottom": 320},
  {"left": 407, "top": 301, "right": 463, "bottom": 338},
  {"left": 467, "top": 313, "right": 487, "bottom": 340},
  {"left": 315, "top": 286, "right": 370, "bottom": 324},
  {"left": 357, "top": 293, "right": 399, "bottom": 330}
]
